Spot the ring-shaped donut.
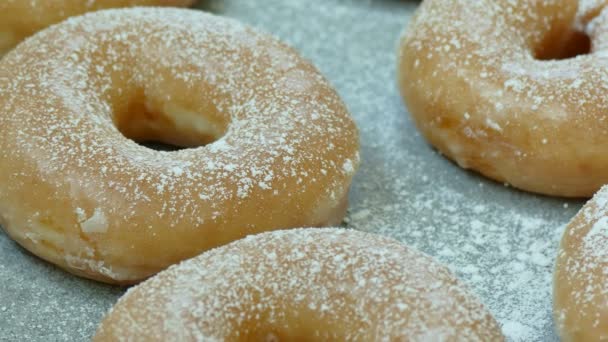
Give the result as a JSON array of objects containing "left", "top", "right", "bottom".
[
  {"left": 0, "top": 0, "right": 195, "bottom": 56},
  {"left": 555, "top": 184, "right": 608, "bottom": 341},
  {"left": 0, "top": 8, "right": 360, "bottom": 284},
  {"left": 399, "top": 0, "right": 608, "bottom": 197},
  {"left": 95, "top": 228, "right": 504, "bottom": 341}
]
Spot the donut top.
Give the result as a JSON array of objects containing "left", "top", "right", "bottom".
[
  {"left": 577, "top": 0, "right": 608, "bottom": 27},
  {"left": 402, "top": 0, "right": 608, "bottom": 150},
  {"left": 557, "top": 185, "right": 608, "bottom": 326},
  {"left": 0, "top": 8, "right": 359, "bottom": 229},
  {"left": 0, "top": 1, "right": 196, "bottom": 55},
  {"left": 98, "top": 228, "right": 501, "bottom": 340},
  {"left": 578, "top": 187, "right": 608, "bottom": 261}
]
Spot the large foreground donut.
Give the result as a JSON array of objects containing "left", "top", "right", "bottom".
[
  {"left": 0, "top": 0, "right": 195, "bottom": 56},
  {"left": 0, "top": 8, "right": 359, "bottom": 284},
  {"left": 554, "top": 185, "right": 608, "bottom": 341},
  {"left": 399, "top": 0, "right": 608, "bottom": 197},
  {"left": 95, "top": 228, "right": 504, "bottom": 341}
]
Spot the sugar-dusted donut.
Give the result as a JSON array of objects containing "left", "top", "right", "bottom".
[
  {"left": 399, "top": 0, "right": 608, "bottom": 197},
  {"left": 95, "top": 228, "right": 504, "bottom": 341},
  {"left": 554, "top": 185, "right": 608, "bottom": 341},
  {"left": 0, "top": 8, "right": 359, "bottom": 284},
  {"left": 0, "top": 0, "right": 195, "bottom": 56}
]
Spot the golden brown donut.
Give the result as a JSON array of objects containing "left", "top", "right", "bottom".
[
  {"left": 399, "top": 0, "right": 608, "bottom": 197},
  {"left": 0, "top": 8, "right": 359, "bottom": 284},
  {"left": 554, "top": 185, "right": 608, "bottom": 341},
  {"left": 95, "top": 228, "right": 505, "bottom": 341},
  {"left": 0, "top": 0, "right": 195, "bottom": 56}
]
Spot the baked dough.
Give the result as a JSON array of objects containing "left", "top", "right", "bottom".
[
  {"left": 0, "top": 8, "right": 359, "bottom": 284},
  {"left": 0, "top": 0, "right": 195, "bottom": 56},
  {"left": 399, "top": 0, "right": 608, "bottom": 197},
  {"left": 554, "top": 185, "right": 608, "bottom": 341},
  {"left": 95, "top": 228, "right": 505, "bottom": 341}
]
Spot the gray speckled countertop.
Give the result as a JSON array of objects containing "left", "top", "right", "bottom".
[{"left": 0, "top": 1, "right": 582, "bottom": 341}]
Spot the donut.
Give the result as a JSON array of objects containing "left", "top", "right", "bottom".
[
  {"left": 0, "top": 8, "right": 359, "bottom": 284},
  {"left": 398, "top": 0, "right": 608, "bottom": 197},
  {"left": 0, "top": 0, "right": 196, "bottom": 56},
  {"left": 94, "top": 228, "right": 504, "bottom": 341},
  {"left": 554, "top": 185, "right": 608, "bottom": 341}
]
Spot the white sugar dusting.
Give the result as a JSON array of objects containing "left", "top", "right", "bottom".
[
  {"left": 400, "top": 1, "right": 608, "bottom": 334},
  {"left": 0, "top": 7, "right": 359, "bottom": 278},
  {"left": 0, "top": 1, "right": 195, "bottom": 55},
  {"left": 586, "top": 216, "right": 608, "bottom": 242},
  {"left": 80, "top": 208, "right": 108, "bottom": 234},
  {"left": 556, "top": 185, "right": 608, "bottom": 337},
  {"left": 344, "top": 122, "right": 574, "bottom": 342},
  {"left": 97, "top": 229, "right": 502, "bottom": 340},
  {"left": 400, "top": 0, "right": 608, "bottom": 194},
  {"left": 485, "top": 118, "right": 503, "bottom": 132},
  {"left": 347, "top": 175, "right": 569, "bottom": 341},
  {"left": 0, "top": 1, "right": 584, "bottom": 341},
  {"left": 577, "top": 187, "right": 608, "bottom": 261}
]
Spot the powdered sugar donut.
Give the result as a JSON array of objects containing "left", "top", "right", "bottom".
[
  {"left": 554, "top": 185, "right": 608, "bottom": 341},
  {"left": 0, "top": 0, "right": 195, "bottom": 56},
  {"left": 0, "top": 8, "right": 359, "bottom": 284},
  {"left": 95, "top": 228, "right": 504, "bottom": 341},
  {"left": 399, "top": 0, "right": 608, "bottom": 197}
]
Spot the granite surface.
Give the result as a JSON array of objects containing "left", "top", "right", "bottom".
[{"left": 0, "top": 1, "right": 582, "bottom": 341}]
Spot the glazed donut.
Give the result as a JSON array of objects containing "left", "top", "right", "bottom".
[
  {"left": 554, "top": 185, "right": 608, "bottom": 341},
  {"left": 0, "top": 0, "right": 195, "bottom": 56},
  {"left": 399, "top": 0, "right": 608, "bottom": 197},
  {"left": 94, "top": 228, "right": 504, "bottom": 341},
  {"left": 0, "top": 8, "right": 359, "bottom": 284}
]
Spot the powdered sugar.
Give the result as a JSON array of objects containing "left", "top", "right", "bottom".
[
  {"left": 554, "top": 185, "right": 608, "bottom": 339},
  {"left": 80, "top": 208, "right": 108, "bottom": 234},
  {"left": 0, "top": 1, "right": 582, "bottom": 340},
  {"left": 346, "top": 164, "right": 570, "bottom": 341},
  {"left": 570, "top": 186, "right": 608, "bottom": 261},
  {"left": 96, "top": 229, "right": 502, "bottom": 341},
  {"left": 586, "top": 215, "right": 608, "bottom": 242},
  {"left": 0, "top": 1, "right": 195, "bottom": 55},
  {"left": 1, "top": 7, "right": 357, "bottom": 219},
  {"left": 400, "top": 0, "right": 608, "bottom": 196},
  {"left": 0, "top": 7, "right": 359, "bottom": 280}
]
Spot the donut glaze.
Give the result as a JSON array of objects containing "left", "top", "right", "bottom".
[
  {"left": 0, "top": 8, "right": 359, "bottom": 284},
  {"left": 399, "top": 0, "right": 608, "bottom": 197},
  {"left": 0, "top": 0, "right": 195, "bottom": 56},
  {"left": 95, "top": 228, "right": 504, "bottom": 341},
  {"left": 554, "top": 185, "right": 608, "bottom": 341}
]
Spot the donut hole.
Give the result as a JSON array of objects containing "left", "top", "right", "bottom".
[
  {"left": 535, "top": 31, "right": 591, "bottom": 60},
  {"left": 113, "top": 94, "right": 227, "bottom": 151}
]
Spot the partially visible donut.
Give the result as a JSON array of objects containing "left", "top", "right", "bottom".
[
  {"left": 0, "top": 0, "right": 195, "bottom": 56},
  {"left": 95, "top": 228, "right": 504, "bottom": 341},
  {"left": 554, "top": 185, "right": 608, "bottom": 341},
  {"left": 0, "top": 8, "right": 359, "bottom": 284},
  {"left": 399, "top": 0, "right": 608, "bottom": 197}
]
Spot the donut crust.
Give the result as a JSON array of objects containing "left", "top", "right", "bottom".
[
  {"left": 554, "top": 185, "right": 608, "bottom": 341},
  {"left": 399, "top": 0, "right": 608, "bottom": 197},
  {"left": 0, "top": 8, "right": 359, "bottom": 284},
  {"left": 0, "top": 0, "right": 195, "bottom": 56},
  {"left": 95, "top": 229, "right": 504, "bottom": 341}
]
